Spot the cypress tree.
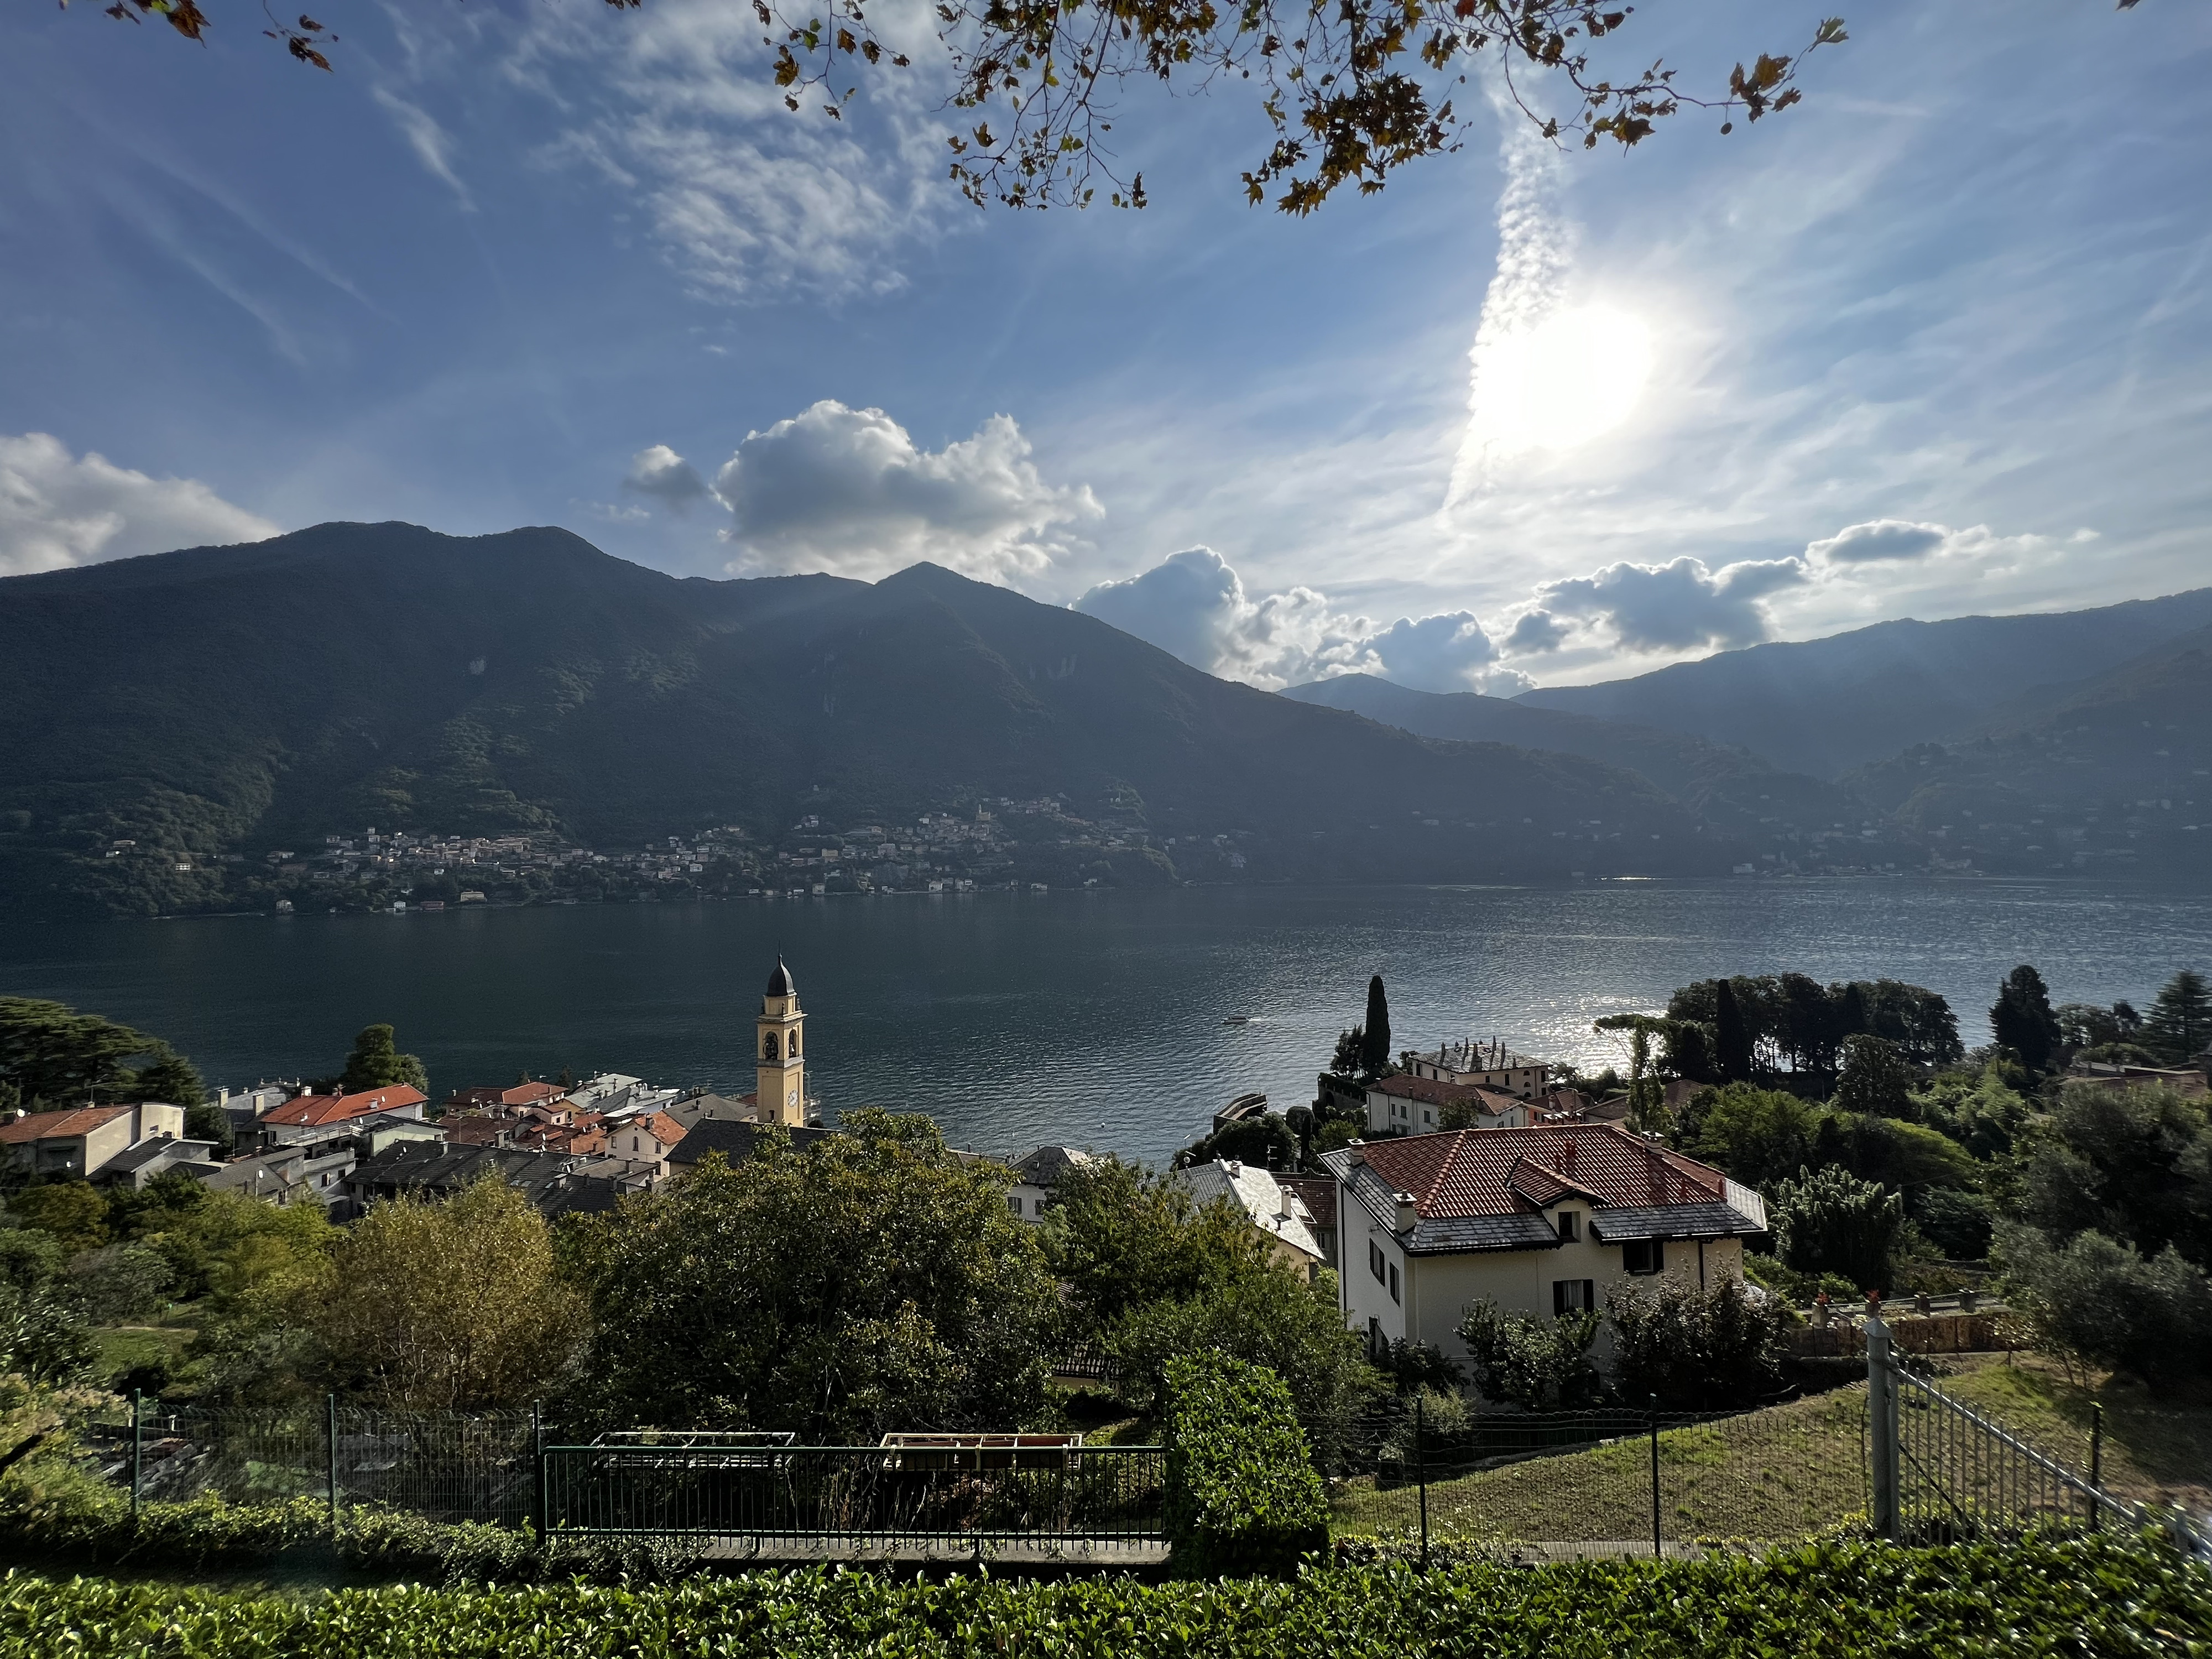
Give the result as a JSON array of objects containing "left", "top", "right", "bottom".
[
  {"left": 1990, "top": 965, "right": 2062, "bottom": 1078},
  {"left": 1360, "top": 975, "right": 1392, "bottom": 1077},
  {"left": 2143, "top": 969, "right": 2212, "bottom": 1065},
  {"left": 1714, "top": 978, "right": 1753, "bottom": 1083}
]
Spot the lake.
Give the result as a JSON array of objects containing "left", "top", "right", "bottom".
[{"left": 3, "top": 878, "right": 2207, "bottom": 1167}]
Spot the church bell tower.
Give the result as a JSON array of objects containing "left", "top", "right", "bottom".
[{"left": 755, "top": 957, "right": 807, "bottom": 1126}]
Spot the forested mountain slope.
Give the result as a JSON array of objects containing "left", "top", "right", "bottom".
[{"left": 0, "top": 523, "right": 1750, "bottom": 914}]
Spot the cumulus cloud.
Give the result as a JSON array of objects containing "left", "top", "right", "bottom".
[
  {"left": 0, "top": 432, "right": 278, "bottom": 577},
  {"left": 1536, "top": 556, "right": 1809, "bottom": 654},
  {"left": 704, "top": 400, "right": 1099, "bottom": 583},
  {"left": 1075, "top": 547, "right": 1526, "bottom": 694},
  {"left": 1806, "top": 519, "right": 1948, "bottom": 564},
  {"left": 622, "top": 444, "right": 711, "bottom": 514},
  {"left": 1505, "top": 609, "right": 1572, "bottom": 654}
]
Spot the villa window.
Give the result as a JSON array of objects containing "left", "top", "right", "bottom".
[
  {"left": 1624, "top": 1239, "right": 1663, "bottom": 1275},
  {"left": 1552, "top": 1279, "right": 1595, "bottom": 1314},
  {"left": 1369, "top": 1240, "right": 1387, "bottom": 1284},
  {"left": 1556, "top": 1209, "right": 1580, "bottom": 1243},
  {"left": 1387, "top": 1262, "right": 1401, "bottom": 1305},
  {"left": 1007, "top": 1196, "right": 1022, "bottom": 1215}
]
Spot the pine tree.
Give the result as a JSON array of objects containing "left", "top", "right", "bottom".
[
  {"left": 341, "top": 1024, "right": 431, "bottom": 1096},
  {"left": 1359, "top": 976, "right": 1392, "bottom": 1077},
  {"left": 2143, "top": 969, "right": 2212, "bottom": 1065},
  {"left": 1714, "top": 978, "right": 1753, "bottom": 1083},
  {"left": 1990, "top": 964, "right": 2062, "bottom": 1078}
]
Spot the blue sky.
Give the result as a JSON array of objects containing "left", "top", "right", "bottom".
[{"left": 2, "top": 0, "right": 2207, "bottom": 690}]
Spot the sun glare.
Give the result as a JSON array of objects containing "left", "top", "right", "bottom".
[{"left": 1468, "top": 304, "right": 1655, "bottom": 456}]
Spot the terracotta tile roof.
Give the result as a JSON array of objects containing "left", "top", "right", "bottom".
[
  {"left": 1367, "top": 1074, "right": 1494, "bottom": 1107},
  {"left": 261, "top": 1084, "right": 426, "bottom": 1128},
  {"left": 0, "top": 1104, "right": 130, "bottom": 1143},
  {"left": 637, "top": 1110, "right": 686, "bottom": 1147},
  {"left": 1321, "top": 1124, "right": 1765, "bottom": 1256},
  {"left": 1277, "top": 1174, "right": 1336, "bottom": 1230}
]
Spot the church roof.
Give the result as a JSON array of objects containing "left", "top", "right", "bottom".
[{"left": 765, "top": 957, "right": 795, "bottom": 998}]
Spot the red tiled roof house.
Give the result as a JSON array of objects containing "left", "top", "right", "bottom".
[{"left": 1318, "top": 1123, "right": 1769, "bottom": 1365}]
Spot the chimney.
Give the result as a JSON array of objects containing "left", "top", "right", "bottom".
[
  {"left": 1345, "top": 1141, "right": 1366, "bottom": 1168},
  {"left": 1394, "top": 1190, "right": 1418, "bottom": 1233}
]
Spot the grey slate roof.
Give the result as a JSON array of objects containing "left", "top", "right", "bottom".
[{"left": 667, "top": 1118, "right": 837, "bottom": 1168}]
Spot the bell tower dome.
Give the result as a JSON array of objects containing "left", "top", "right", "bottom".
[{"left": 755, "top": 957, "right": 807, "bottom": 1126}]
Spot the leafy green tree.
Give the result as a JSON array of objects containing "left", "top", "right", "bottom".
[
  {"left": 0, "top": 1229, "right": 66, "bottom": 1291},
  {"left": 340, "top": 1024, "right": 430, "bottom": 1096},
  {"left": 1329, "top": 1026, "right": 1364, "bottom": 1077},
  {"left": 1714, "top": 978, "right": 1753, "bottom": 1084},
  {"left": 1832, "top": 1034, "right": 1913, "bottom": 1120},
  {"left": 1999, "top": 1224, "right": 2212, "bottom": 1394},
  {"left": 2017, "top": 1084, "right": 2212, "bottom": 1267},
  {"left": 1359, "top": 977, "right": 1392, "bottom": 1078},
  {"left": 0, "top": 997, "right": 199, "bottom": 1110},
  {"left": 312, "top": 1177, "right": 585, "bottom": 1411},
  {"left": 1913, "top": 1063, "right": 2031, "bottom": 1161},
  {"left": 1990, "top": 965, "right": 2062, "bottom": 1078},
  {"left": 0, "top": 1282, "right": 96, "bottom": 1384},
  {"left": 1041, "top": 1156, "right": 1266, "bottom": 1339},
  {"left": 1173, "top": 1114, "right": 1300, "bottom": 1172},
  {"left": 7, "top": 1182, "right": 109, "bottom": 1253},
  {"left": 1674, "top": 1083, "right": 1819, "bottom": 1191},
  {"left": 1771, "top": 1164, "right": 1903, "bottom": 1293},
  {"left": 1605, "top": 1277, "right": 1790, "bottom": 1409},
  {"left": 182, "top": 1101, "right": 234, "bottom": 1155},
  {"left": 1111, "top": 1266, "right": 1374, "bottom": 1471},
  {"left": 64, "top": 1243, "right": 173, "bottom": 1324},
  {"left": 2142, "top": 969, "right": 2211, "bottom": 1066},
  {"left": 1909, "top": 1188, "right": 1994, "bottom": 1261},
  {"left": 579, "top": 1110, "right": 1060, "bottom": 1440},
  {"left": 128, "top": 1052, "right": 205, "bottom": 1108},
  {"left": 1454, "top": 1301, "right": 1604, "bottom": 1410},
  {"left": 1808, "top": 1112, "right": 1978, "bottom": 1197}
]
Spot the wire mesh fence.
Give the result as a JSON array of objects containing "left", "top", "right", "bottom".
[
  {"left": 1331, "top": 1387, "right": 1870, "bottom": 1549},
  {"left": 542, "top": 1442, "right": 1167, "bottom": 1548}
]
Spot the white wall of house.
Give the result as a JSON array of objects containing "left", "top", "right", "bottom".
[
  {"left": 1006, "top": 1181, "right": 1051, "bottom": 1220},
  {"left": 1339, "top": 1196, "right": 1748, "bottom": 1363}
]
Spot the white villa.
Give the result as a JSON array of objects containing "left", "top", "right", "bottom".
[{"left": 1319, "top": 1123, "right": 1768, "bottom": 1362}]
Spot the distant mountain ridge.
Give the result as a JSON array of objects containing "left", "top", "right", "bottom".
[
  {"left": 1, "top": 522, "right": 1761, "bottom": 915},
  {"left": 1514, "top": 589, "right": 2212, "bottom": 778}
]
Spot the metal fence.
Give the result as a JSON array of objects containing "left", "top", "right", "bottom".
[
  {"left": 1332, "top": 1387, "right": 1869, "bottom": 1554},
  {"left": 541, "top": 1441, "right": 1166, "bottom": 1549},
  {"left": 1865, "top": 1316, "right": 2163, "bottom": 1546},
  {"left": 103, "top": 1400, "right": 541, "bottom": 1528},
  {"left": 91, "top": 1397, "right": 1165, "bottom": 1552}
]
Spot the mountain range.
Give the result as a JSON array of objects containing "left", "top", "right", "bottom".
[
  {"left": 3, "top": 523, "right": 2203, "bottom": 916},
  {"left": 0, "top": 523, "right": 1745, "bottom": 915}
]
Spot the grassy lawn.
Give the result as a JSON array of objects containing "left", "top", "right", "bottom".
[
  {"left": 1933, "top": 1352, "right": 2212, "bottom": 1512},
  {"left": 90, "top": 1321, "right": 197, "bottom": 1386},
  {"left": 1331, "top": 1352, "right": 2212, "bottom": 1546},
  {"left": 1331, "top": 1387, "right": 1869, "bottom": 1544}
]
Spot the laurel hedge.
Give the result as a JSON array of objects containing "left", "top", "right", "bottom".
[
  {"left": 1, "top": 1533, "right": 2206, "bottom": 1659},
  {"left": 1160, "top": 1352, "right": 1330, "bottom": 1578}
]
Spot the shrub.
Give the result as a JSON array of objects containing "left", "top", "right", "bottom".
[
  {"left": 1381, "top": 1338, "right": 1464, "bottom": 1396},
  {"left": 1160, "top": 1353, "right": 1328, "bottom": 1578},
  {"left": 1997, "top": 1223, "right": 2212, "bottom": 1393},
  {"left": 1909, "top": 1188, "right": 1994, "bottom": 1261},
  {"left": 65, "top": 1244, "right": 173, "bottom": 1324},
  {"left": 1605, "top": 1277, "right": 1790, "bottom": 1410},
  {"left": 1454, "top": 1301, "right": 1604, "bottom": 1410}
]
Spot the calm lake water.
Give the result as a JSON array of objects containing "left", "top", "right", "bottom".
[{"left": 4, "top": 879, "right": 2207, "bottom": 1167}]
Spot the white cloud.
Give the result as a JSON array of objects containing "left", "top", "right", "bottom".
[
  {"left": 1074, "top": 547, "right": 1526, "bottom": 693},
  {"left": 511, "top": 0, "right": 952, "bottom": 300},
  {"left": 1806, "top": 518, "right": 1948, "bottom": 564},
  {"left": 0, "top": 433, "right": 278, "bottom": 577},
  {"left": 622, "top": 444, "right": 711, "bottom": 513},
  {"left": 707, "top": 400, "right": 1100, "bottom": 583},
  {"left": 1536, "top": 556, "right": 1810, "bottom": 654},
  {"left": 372, "top": 88, "right": 476, "bottom": 212}
]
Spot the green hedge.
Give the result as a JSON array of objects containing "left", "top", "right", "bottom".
[
  {"left": 1, "top": 1534, "right": 2205, "bottom": 1657},
  {"left": 1161, "top": 1353, "right": 1329, "bottom": 1578},
  {"left": 0, "top": 1483, "right": 706, "bottom": 1586}
]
